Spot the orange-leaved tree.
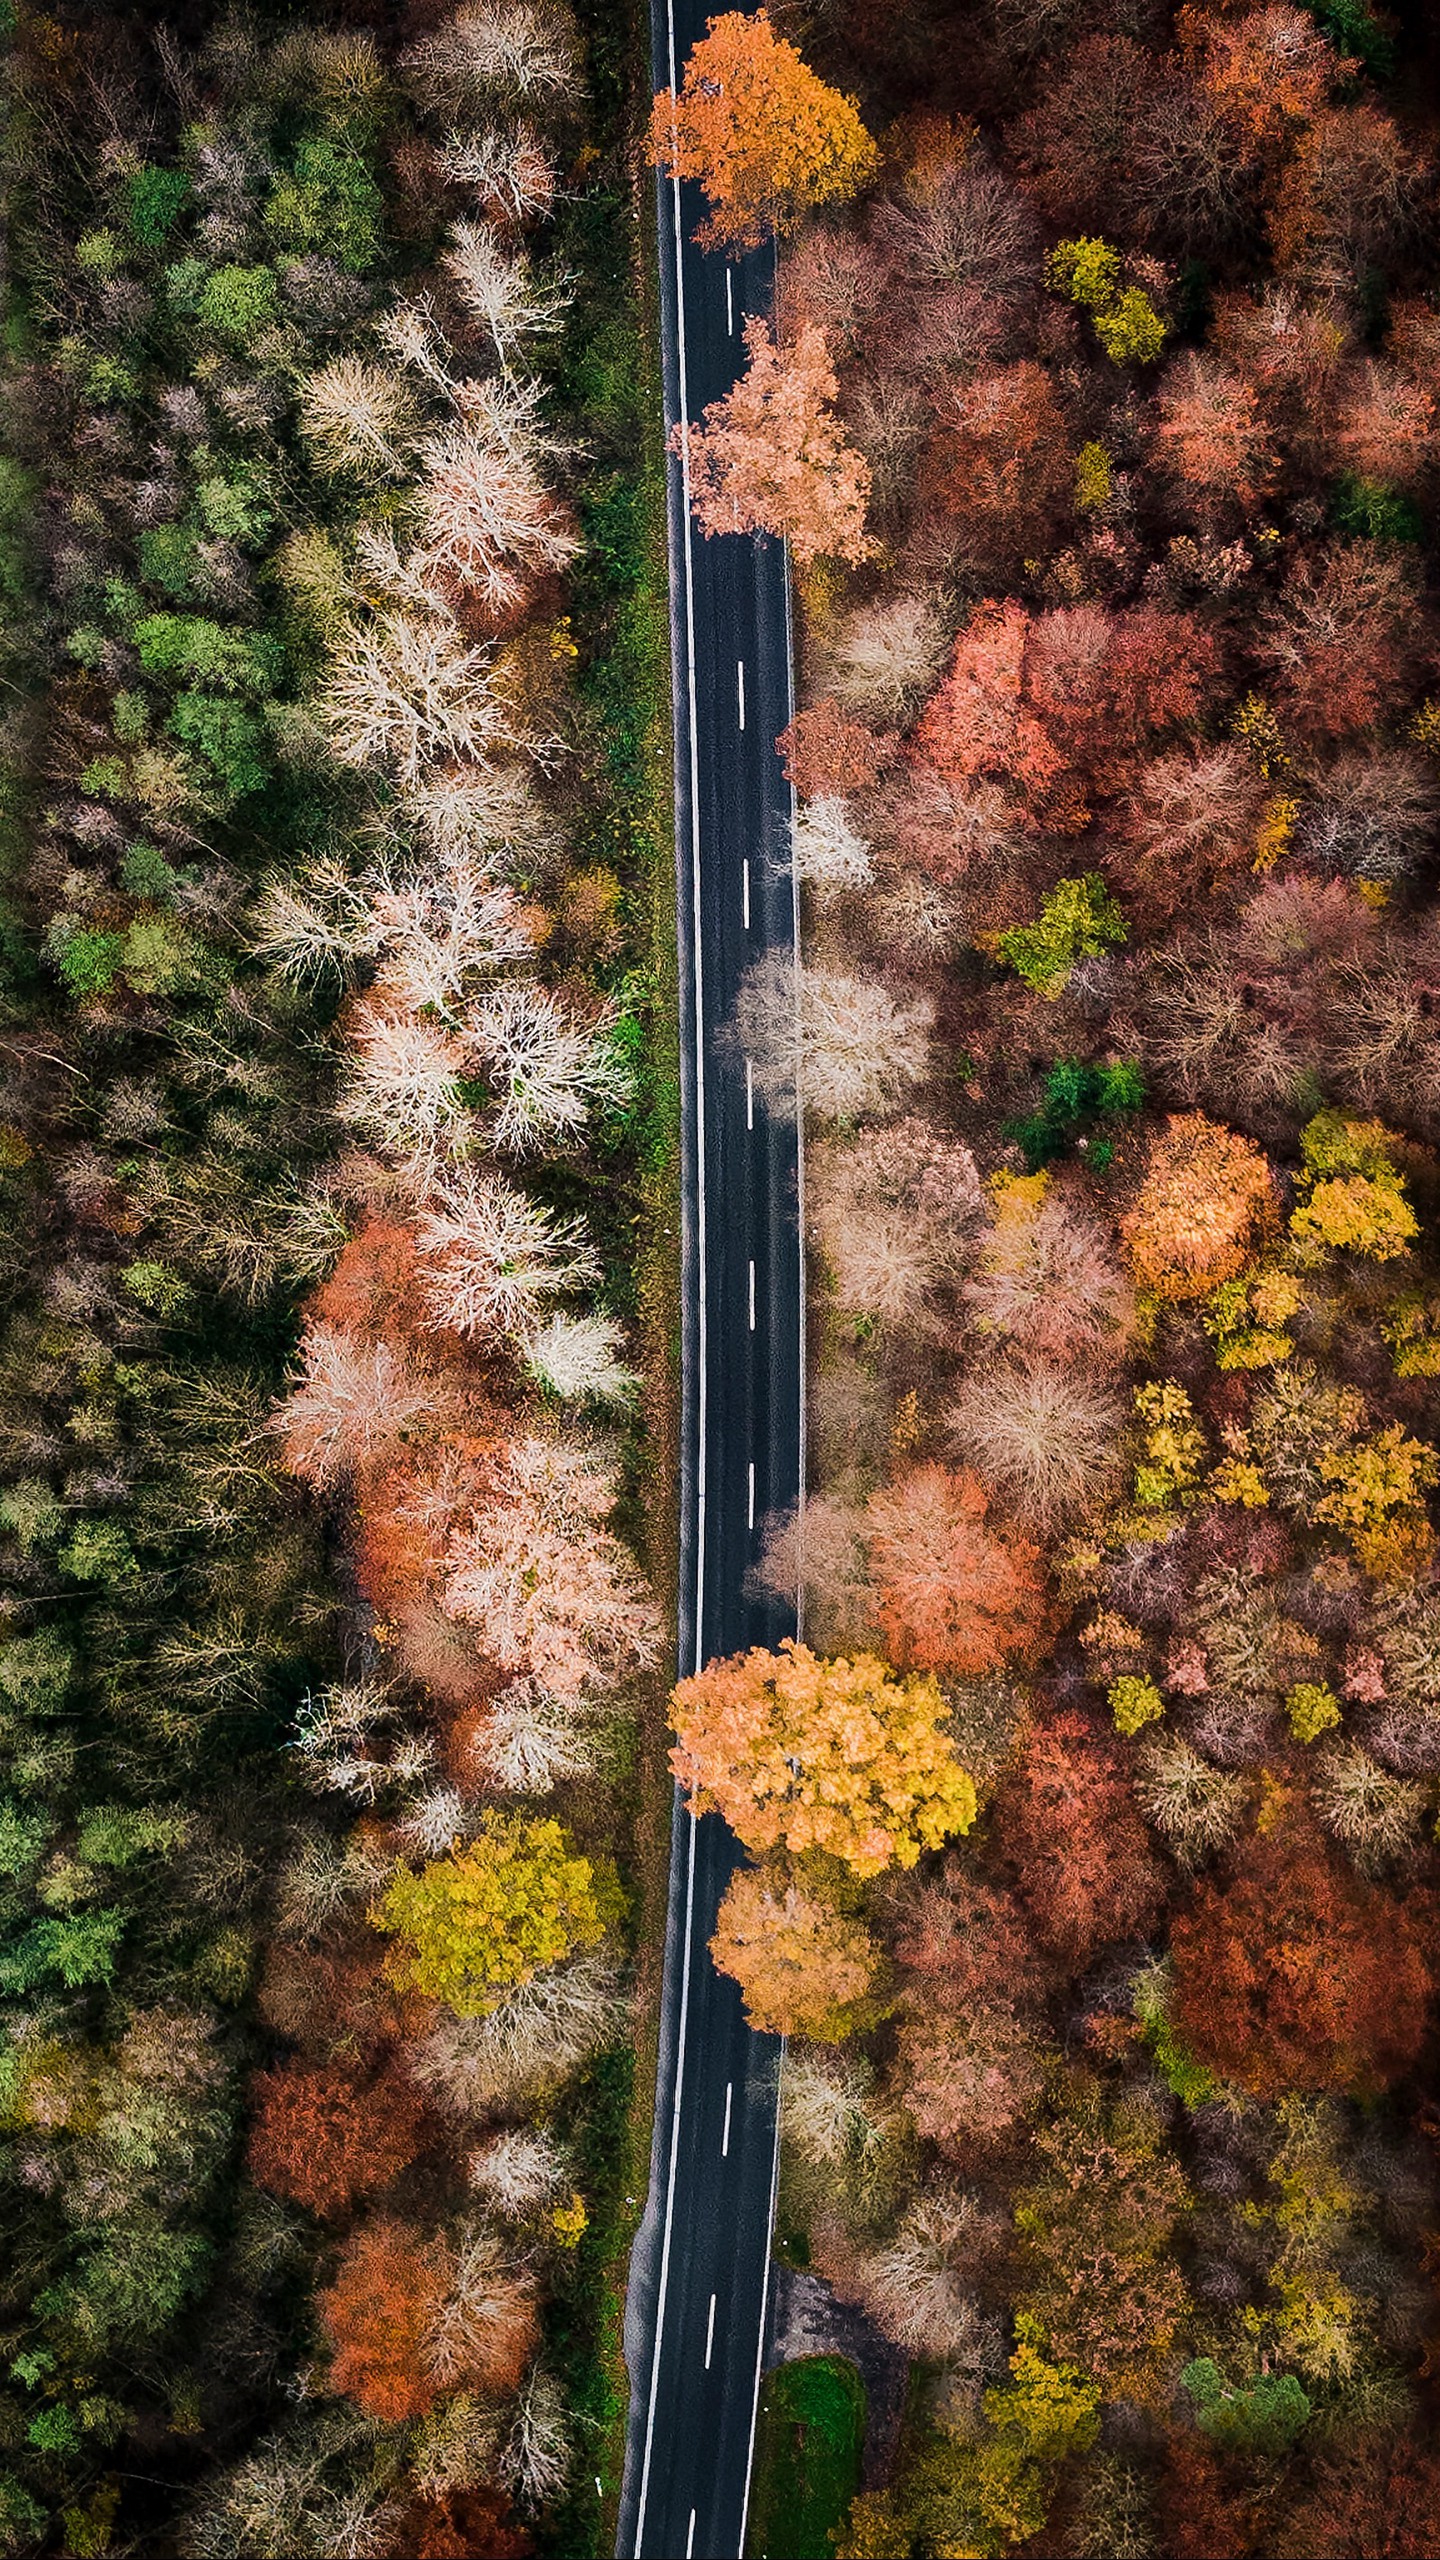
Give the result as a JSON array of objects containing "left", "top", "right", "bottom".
[
  {"left": 671, "top": 1637, "right": 976, "bottom": 1876},
  {"left": 863, "top": 1464, "right": 1047, "bottom": 1676},
  {"left": 710, "top": 1864, "right": 884, "bottom": 2037},
  {"left": 680, "top": 316, "right": 872, "bottom": 566},
  {"left": 649, "top": 9, "right": 877, "bottom": 251},
  {"left": 319, "top": 2218, "right": 448, "bottom": 2423},
  {"left": 1121, "top": 1113, "right": 1277, "bottom": 1299}
]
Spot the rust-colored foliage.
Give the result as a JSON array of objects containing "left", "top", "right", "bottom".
[
  {"left": 917, "top": 360, "right": 1070, "bottom": 564},
  {"left": 248, "top": 2059, "right": 427, "bottom": 2220},
  {"left": 408, "top": 2493, "right": 533, "bottom": 2560},
  {"left": 1171, "top": 1815, "right": 1431, "bottom": 2099},
  {"left": 864, "top": 1463, "right": 1046, "bottom": 1677},
  {"left": 1122, "top": 1113, "right": 1277, "bottom": 1299},
  {"left": 776, "top": 695, "right": 889, "bottom": 797},
  {"left": 319, "top": 2218, "right": 448, "bottom": 2423},
  {"left": 1157, "top": 2434, "right": 1254, "bottom": 2560},
  {"left": 996, "top": 1710, "right": 1165, "bottom": 1967},
  {"left": 314, "top": 1215, "right": 446, "bottom": 1348},
  {"left": 1277, "top": 2432, "right": 1440, "bottom": 2560}
]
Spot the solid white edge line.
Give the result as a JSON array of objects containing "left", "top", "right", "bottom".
[
  {"left": 632, "top": 9, "right": 706, "bottom": 2547},
  {"left": 738, "top": 324, "right": 807, "bottom": 2560},
  {"left": 736, "top": 2035, "right": 786, "bottom": 2560}
]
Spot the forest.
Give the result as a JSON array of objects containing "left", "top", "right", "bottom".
[
  {"left": 0, "top": 2, "right": 673, "bottom": 2554},
  {"left": 652, "top": 4, "right": 1440, "bottom": 2556}
]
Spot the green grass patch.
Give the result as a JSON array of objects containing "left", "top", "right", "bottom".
[{"left": 746, "top": 2356, "right": 868, "bottom": 2560}]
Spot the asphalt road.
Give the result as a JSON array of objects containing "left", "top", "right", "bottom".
[{"left": 615, "top": 5, "right": 804, "bottom": 2555}]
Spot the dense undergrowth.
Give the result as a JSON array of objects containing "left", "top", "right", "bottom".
[
  {"left": 0, "top": 2, "right": 669, "bottom": 2553},
  {"left": 654, "top": 4, "right": 1440, "bottom": 2556}
]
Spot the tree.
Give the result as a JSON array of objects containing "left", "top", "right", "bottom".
[
  {"left": 411, "top": 417, "right": 579, "bottom": 615},
  {"left": 1170, "top": 1814, "right": 1430, "bottom": 2096},
  {"left": 319, "top": 2218, "right": 449, "bottom": 2423},
  {"left": 1122, "top": 1114, "right": 1277, "bottom": 1299},
  {"left": 1153, "top": 351, "right": 1276, "bottom": 512},
  {"left": 809, "top": 1117, "right": 982, "bottom": 1329},
  {"left": 401, "top": 2, "right": 582, "bottom": 117},
  {"left": 415, "top": 1169, "right": 600, "bottom": 1341},
  {"left": 863, "top": 1465, "right": 1046, "bottom": 1677},
  {"left": 299, "top": 356, "right": 419, "bottom": 480},
  {"left": 442, "top": 1432, "right": 660, "bottom": 1701},
  {"left": 1014, "top": 2078, "right": 1191, "bottom": 2400},
  {"left": 1257, "top": 542, "right": 1422, "bottom": 741},
  {"left": 649, "top": 10, "right": 877, "bottom": 252},
  {"left": 248, "top": 2061, "right": 426, "bottom": 2221},
  {"left": 949, "top": 1360, "right": 1124, "bottom": 1529},
  {"left": 372, "top": 1812, "right": 615, "bottom": 2015},
  {"left": 323, "top": 608, "right": 526, "bottom": 781},
  {"left": 966, "top": 1183, "right": 1135, "bottom": 1365},
  {"left": 791, "top": 796, "right": 873, "bottom": 894},
  {"left": 776, "top": 696, "right": 888, "bottom": 797},
  {"left": 1335, "top": 358, "right": 1435, "bottom": 487},
  {"left": 274, "top": 1324, "right": 445, "bottom": 1491},
  {"left": 895, "top": 2000, "right": 1045, "bottom": 2155},
  {"left": 912, "top": 599, "right": 1063, "bottom": 803},
  {"left": 710, "top": 1865, "right": 883, "bottom": 2036},
  {"left": 670, "top": 1637, "right": 977, "bottom": 1876},
  {"left": 1180, "top": 4, "right": 1341, "bottom": 150},
  {"left": 730, "top": 949, "right": 932, "bottom": 1122},
  {"left": 996, "top": 1711, "right": 1165, "bottom": 1967},
  {"left": 1277, "top": 2432, "right": 1440, "bottom": 2560},
  {"left": 919, "top": 361, "right": 1069, "bottom": 567},
  {"left": 680, "top": 317, "right": 872, "bottom": 566}
]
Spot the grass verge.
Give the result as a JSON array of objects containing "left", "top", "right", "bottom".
[{"left": 745, "top": 2356, "right": 868, "bottom": 2560}]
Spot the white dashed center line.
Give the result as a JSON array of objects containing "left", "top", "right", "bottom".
[{"left": 704, "top": 2292, "right": 717, "bottom": 2369}]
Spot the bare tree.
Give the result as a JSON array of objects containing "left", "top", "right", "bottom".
[
  {"left": 323, "top": 608, "right": 519, "bottom": 780},
  {"left": 810, "top": 1117, "right": 982, "bottom": 1328},
  {"left": 524, "top": 1311, "right": 638, "bottom": 1403},
  {"left": 501, "top": 2366, "right": 573, "bottom": 2508},
  {"left": 1310, "top": 1743, "right": 1428, "bottom": 1873},
  {"left": 298, "top": 356, "right": 420, "bottom": 480},
  {"left": 730, "top": 950, "right": 932, "bottom": 1122},
  {"left": 411, "top": 1955, "right": 625, "bottom": 2112},
  {"left": 470, "top": 1676, "right": 605, "bottom": 1792},
  {"left": 467, "top": 980, "right": 630, "bottom": 1152},
  {"left": 441, "top": 124, "right": 559, "bottom": 225},
  {"left": 273, "top": 1326, "right": 444, "bottom": 1491},
  {"left": 338, "top": 999, "right": 468, "bottom": 1159},
  {"left": 416, "top": 1167, "right": 600, "bottom": 1338},
  {"left": 791, "top": 796, "right": 873, "bottom": 894},
  {"left": 824, "top": 590, "right": 950, "bottom": 720},
  {"left": 949, "top": 1359, "right": 1124, "bottom": 1529},
  {"left": 443, "top": 1431, "right": 661, "bottom": 1700},
  {"left": 1134, "top": 1735, "right": 1247, "bottom": 1865},
  {"left": 402, "top": 2, "right": 582, "bottom": 119},
  {"left": 410, "top": 415, "right": 579, "bottom": 611},
  {"left": 443, "top": 219, "right": 571, "bottom": 368},
  {"left": 469, "top": 2124, "right": 571, "bottom": 2214}
]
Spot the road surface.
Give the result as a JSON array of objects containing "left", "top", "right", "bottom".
[{"left": 615, "top": 4, "right": 804, "bottom": 2555}]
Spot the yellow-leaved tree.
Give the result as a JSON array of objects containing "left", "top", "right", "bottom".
[
  {"left": 671, "top": 1637, "right": 976, "bottom": 1876},
  {"left": 649, "top": 9, "right": 877, "bottom": 252},
  {"left": 371, "top": 1812, "right": 616, "bottom": 2015},
  {"left": 710, "top": 1864, "right": 884, "bottom": 2038}
]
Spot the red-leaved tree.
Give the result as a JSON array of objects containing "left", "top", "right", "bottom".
[
  {"left": 863, "top": 1464, "right": 1046, "bottom": 1677},
  {"left": 248, "top": 2059, "right": 427, "bottom": 2221},
  {"left": 1170, "top": 1814, "right": 1431, "bottom": 2098},
  {"left": 996, "top": 1710, "right": 1166, "bottom": 1968}
]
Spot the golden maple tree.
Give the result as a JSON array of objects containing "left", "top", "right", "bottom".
[
  {"left": 670, "top": 1637, "right": 976, "bottom": 1876},
  {"left": 710, "top": 1864, "right": 882, "bottom": 2037},
  {"left": 649, "top": 9, "right": 877, "bottom": 251}
]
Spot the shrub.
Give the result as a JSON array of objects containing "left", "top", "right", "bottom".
[{"left": 996, "top": 874, "right": 1126, "bottom": 997}]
